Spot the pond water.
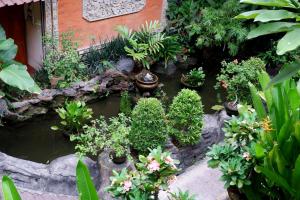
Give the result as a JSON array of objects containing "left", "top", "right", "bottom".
[{"left": 0, "top": 67, "right": 220, "bottom": 163}]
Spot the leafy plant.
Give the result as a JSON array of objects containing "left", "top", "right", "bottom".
[
  {"left": 106, "top": 147, "right": 180, "bottom": 200},
  {"left": 116, "top": 21, "right": 181, "bottom": 69},
  {"left": 215, "top": 57, "right": 266, "bottom": 103},
  {"left": 51, "top": 101, "right": 93, "bottom": 134},
  {"left": 1, "top": 176, "right": 21, "bottom": 200},
  {"left": 168, "top": 189, "right": 196, "bottom": 200},
  {"left": 182, "top": 67, "right": 206, "bottom": 87},
  {"left": 207, "top": 106, "right": 261, "bottom": 189},
  {"left": 168, "top": 89, "right": 204, "bottom": 146},
  {"left": 248, "top": 71, "right": 300, "bottom": 199},
  {"left": 43, "top": 32, "right": 87, "bottom": 88},
  {"left": 0, "top": 25, "right": 41, "bottom": 97},
  {"left": 167, "top": 0, "right": 248, "bottom": 55},
  {"left": 129, "top": 98, "right": 168, "bottom": 154},
  {"left": 107, "top": 114, "right": 131, "bottom": 158},
  {"left": 70, "top": 116, "right": 109, "bottom": 157},
  {"left": 120, "top": 91, "right": 132, "bottom": 116}
]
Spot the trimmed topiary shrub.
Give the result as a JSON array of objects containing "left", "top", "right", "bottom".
[
  {"left": 129, "top": 98, "right": 168, "bottom": 154},
  {"left": 168, "top": 89, "right": 204, "bottom": 146}
]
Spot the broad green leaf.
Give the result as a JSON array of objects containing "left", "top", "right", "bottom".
[
  {"left": 254, "top": 10, "right": 299, "bottom": 22},
  {"left": 277, "top": 28, "right": 300, "bottom": 55},
  {"left": 247, "top": 22, "right": 300, "bottom": 39},
  {"left": 235, "top": 10, "right": 269, "bottom": 19},
  {"left": 0, "top": 25, "right": 5, "bottom": 40},
  {"left": 2, "top": 176, "right": 22, "bottom": 200},
  {"left": 297, "top": 80, "right": 300, "bottom": 95},
  {"left": 0, "top": 64, "right": 41, "bottom": 94},
  {"left": 267, "top": 61, "right": 300, "bottom": 88},
  {"left": 0, "top": 43, "right": 17, "bottom": 62},
  {"left": 240, "top": 0, "right": 298, "bottom": 8},
  {"left": 292, "top": 155, "right": 300, "bottom": 199},
  {"left": 76, "top": 160, "right": 99, "bottom": 200},
  {"left": 249, "top": 83, "right": 266, "bottom": 120},
  {"left": 0, "top": 39, "right": 15, "bottom": 51},
  {"left": 295, "top": 122, "right": 300, "bottom": 144},
  {"left": 255, "top": 143, "right": 265, "bottom": 159},
  {"left": 256, "top": 166, "right": 295, "bottom": 195}
]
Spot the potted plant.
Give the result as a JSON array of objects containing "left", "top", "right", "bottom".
[
  {"left": 51, "top": 101, "right": 93, "bottom": 136},
  {"left": 215, "top": 58, "right": 266, "bottom": 116},
  {"left": 107, "top": 114, "right": 131, "bottom": 164},
  {"left": 181, "top": 67, "right": 205, "bottom": 89},
  {"left": 116, "top": 21, "right": 181, "bottom": 92}
]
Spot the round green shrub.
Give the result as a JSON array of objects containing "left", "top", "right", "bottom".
[
  {"left": 168, "top": 89, "right": 204, "bottom": 146},
  {"left": 129, "top": 98, "right": 168, "bottom": 154}
]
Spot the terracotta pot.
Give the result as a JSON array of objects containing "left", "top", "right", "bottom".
[
  {"left": 224, "top": 101, "right": 239, "bottom": 116},
  {"left": 110, "top": 151, "right": 127, "bottom": 164},
  {"left": 135, "top": 71, "right": 159, "bottom": 92},
  {"left": 50, "top": 76, "right": 64, "bottom": 88},
  {"left": 180, "top": 74, "right": 203, "bottom": 90}
]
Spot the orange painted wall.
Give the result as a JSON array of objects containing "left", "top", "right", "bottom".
[{"left": 58, "top": 0, "right": 164, "bottom": 49}]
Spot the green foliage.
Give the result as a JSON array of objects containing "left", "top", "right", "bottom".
[
  {"left": 249, "top": 71, "right": 300, "bottom": 199},
  {"left": 215, "top": 57, "right": 266, "bottom": 103},
  {"left": 107, "top": 114, "right": 131, "bottom": 158},
  {"left": 120, "top": 91, "right": 132, "bottom": 116},
  {"left": 106, "top": 147, "right": 180, "bottom": 200},
  {"left": 51, "top": 101, "right": 93, "bottom": 134},
  {"left": 71, "top": 114, "right": 131, "bottom": 158},
  {"left": 70, "top": 116, "right": 109, "bottom": 157},
  {"left": 167, "top": 0, "right": 248, "bottom": 55},
  {"left": 116, "top": 21, "right": 181, "bottom": 69},
  {"left": 1, "top": 176, "right": 21, "bottom": 200},
  {"left": 236, "top": 0, "right": 300, "bottom": 55},
  {"left": 183, "top": 67, "right": 206, "bottom": 87},
  {"left": 0, "top": 25, "right": 41, "bottom": 95},
  {"left": 129, "top": 98, "right": 168, "bottom": 154},
  {"left": 76, "top": 160, "right": 99, "bottom": 200},
  {"left": 43, "top": 32, "right": 87, "bottom": 88},
  {"left": 168, "top": 189, "right": 196, "bottom": 200},
  {"left": 168, "top": 89, "right": 204, "bottom": 146},
  {"left": 207, "top": 106, "right": 261, "bottom": 189},
  {"left": 82, "top": 37, "right": 127, "bottom": 75}
]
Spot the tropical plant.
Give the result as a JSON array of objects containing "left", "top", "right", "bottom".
[
  {"left": 215, "top": 57, "right": 266, "bottom": 103},
  {"left": 236, "top": 0, "right": 300, "bottom": 84},
  {"left": 70, "top": 116, "right": 109, "bottom": 157},
  {"left": 106, "top": 147, "right": 179, "bottom": 200},
  {"left": 182, "top": 67, "right": 206, "bottom": 87},
  {"left": 51, "top": 101, "right": 93, "bottom": 134},
  {"left": 0, "top": 25, "right": 41, "bottom": 97},
  {"left": 129, "top": 98, "right": 168, "bottom": 154},
  {"left": 207, "top": 106, "right": 262, "bottom": 190},
  {"left": 106, "top": 114, "right": 131, "bottom": 159},
  {"left": 247, "top": 71, "right": 300, "bottom": 199},
  {"left": 116, "top": 21, "right": 181, "bottom": 69},
  {"left": 120, "top": 91, "right": 132, "bottom": 116},
  {"left": 167, "top": 0, "right": 248, "bottom": 55},
  {"left": 1, "top": 160, "right": 101, "bottom": 200},
  {"left": 168, "top": 89, "right": 204, "bottom": 146},
  {"left": 43, "top": 32, "right": 87, "bottom": 88}
]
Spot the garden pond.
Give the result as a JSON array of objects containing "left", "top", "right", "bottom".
[{"left": 0, "top": 67, "right": 220, "bottom": 163}]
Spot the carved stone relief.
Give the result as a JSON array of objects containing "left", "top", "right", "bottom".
[{"left": 83, "top": 0, "right": 146, "bottom": 21}]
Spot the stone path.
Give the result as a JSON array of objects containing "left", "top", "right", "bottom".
[{"left": 160, "top": 159, "right": 229, "bottom": 200}]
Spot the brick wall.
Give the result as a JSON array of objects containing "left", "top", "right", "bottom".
[{"left": 58, "top": 0, "right": 164, "bottom": 49}]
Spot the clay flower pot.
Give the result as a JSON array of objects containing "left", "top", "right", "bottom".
[
  {"left": 135, "top": 71, "right": 159, "bottom": 92},
  {"left": 227, "top": 187, "right": 244, "bottom": 200},
  {"left": 50, "top": 76, "right": 64, "bottom": 88},
  {"left": 110, "top": 151, "right": 127, "bottom": 164},
  {"left": 180, "top": 74, "right": 202, "bottom": 90},
  {"left": 224, "top": 101, "right": 239, "bottom": 116}
]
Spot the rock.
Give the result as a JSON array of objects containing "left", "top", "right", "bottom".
[
  {"left": 153, "top": 61, "right": 177, "bottom": 76},
  {"left": 116, "top": 57, "right": 135, "bottom": 74},
  {"left": 62, "top": 88, "right": 77, "bottom": 97},
  {"left": 0, "top": 153, "right": 100, "bottom": 196}
]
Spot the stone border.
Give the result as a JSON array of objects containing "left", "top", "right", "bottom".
[{"left": 0, "top": 69, "right": 130, "bottom": 123}]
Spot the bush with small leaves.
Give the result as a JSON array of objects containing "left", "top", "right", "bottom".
[
  {"left": 129, "top": 98, "right": 168, "bottom": 154},
  {"left": 168, "top": 89, "right": 204, "bottom": 146}
]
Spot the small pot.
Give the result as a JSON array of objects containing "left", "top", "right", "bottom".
[
  {"left": 180, "top": 74, "right": 203, "bottom": 90},
  {"left": 50, "top": 76, "right": 64, "bottom": 88},
  {"left": 224, "top": 101, "right": 238, "bottom": 116},
  {"left": 110, "top": 151, "right": 127, "bottom": 164},
  {"left": 227, "top": 187, "right": 244, "bottom": 200},
  {"left": 135, "top": 71, "right": 159, "bottom": 92}
]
